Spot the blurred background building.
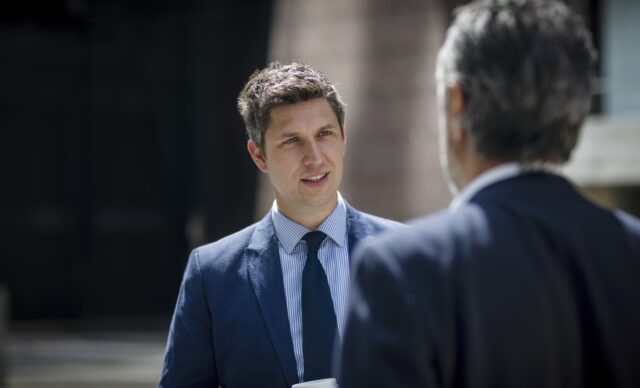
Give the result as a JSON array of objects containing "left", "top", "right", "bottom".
[{"left": 1, "top": 0, "right": 637, "bottom": 386}]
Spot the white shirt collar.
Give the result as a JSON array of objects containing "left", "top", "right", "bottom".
[
  {"left": 448, "top": 162, "right": 562, "bottom": 210},
  {"left": 271, "top": 192, "right": 347, "bottom": 254},
  {"left": 449, "top": 163, "right": 522, "bottom": 211}
]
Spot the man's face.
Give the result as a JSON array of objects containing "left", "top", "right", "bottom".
[{"left": 248, "top": 97, "right": 346, "bottom": 219}]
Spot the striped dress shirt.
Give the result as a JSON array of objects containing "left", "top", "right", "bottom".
[{"left": 271, "top": 194, "right": 350, "bottom": 383}]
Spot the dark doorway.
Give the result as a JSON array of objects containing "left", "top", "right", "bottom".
[{"left": 1, "top": 0, "right": 272, "bottom": 321}]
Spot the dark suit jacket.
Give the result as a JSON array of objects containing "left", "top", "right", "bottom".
[
  {"left": 160, "top": 203, "right": 400, "bottom": 388},
  {"left": 340, "top": 173, "right": 640, "bottom": 388}
]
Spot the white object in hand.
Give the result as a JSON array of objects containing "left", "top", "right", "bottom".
[{"left": 292, "top": 378, "right": 338, "bottom": 388}]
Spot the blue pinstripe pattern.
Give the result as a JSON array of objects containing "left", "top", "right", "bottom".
[{"left": 271, "top": 194, "right": 349, "bottom": 383}]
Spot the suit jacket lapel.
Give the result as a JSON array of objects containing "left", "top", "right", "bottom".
[{"left": 245, "top": 213, "right": 298, "bottom": 387}]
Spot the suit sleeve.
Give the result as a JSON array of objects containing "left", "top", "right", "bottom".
[
  {"left": 339, "top": 241, "right": 437, "bottom": 388},
  {"left": 160, "top": 249, "right": 218, "bottom": 387}
]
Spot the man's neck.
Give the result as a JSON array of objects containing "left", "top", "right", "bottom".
[
  {"left": 275, "top": 196, "right": 339, "bottom": 230},
  {"left": 449, "top": 162, "right": 522, "bottom": 210},
  {"left": 457, "top": 153, "right": 512, "bottom": 191}
]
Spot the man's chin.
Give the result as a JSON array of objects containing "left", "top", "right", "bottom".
[{"left": 298, "top": 191, "right": 338, "bottom": 210}]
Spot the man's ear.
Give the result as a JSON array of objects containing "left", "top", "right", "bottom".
[
  {"left": 247, "top": 139, "right": 268, "bottom": 172},
  {"left": 341, "top": 124, "right": 347, "bottom": 147},
  {"left": 447, "top": 83, "right": 466, "bottom": 145}
]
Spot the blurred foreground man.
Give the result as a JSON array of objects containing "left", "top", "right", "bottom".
[
  {"left": 340, "top": 1, "right": 640, "bottom": 387},
  {"left": 160, "top": 62, "right": 400, "bottom": 388}
]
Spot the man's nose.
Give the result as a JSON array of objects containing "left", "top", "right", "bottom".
[{"left": 303, "top": 140, "right": 323, "bottom": 167}]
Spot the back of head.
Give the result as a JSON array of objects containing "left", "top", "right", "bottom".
[
  {"left": 237, "top": 62, "right": 345, "bottom": 149},
  {"left": 436, "top": 0, "right": 598, "bottom": 164}
]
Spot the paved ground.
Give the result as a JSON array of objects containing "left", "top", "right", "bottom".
[{"left": 5, "top": 322, "right": 167, "bottom": 388}]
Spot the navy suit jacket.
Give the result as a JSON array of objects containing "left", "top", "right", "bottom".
[
  {"left": 340, "top": 173, "right": 640, "bottom": 388},
  {"left": 160, "top": 203, "right": 400, "bottom": 388}
]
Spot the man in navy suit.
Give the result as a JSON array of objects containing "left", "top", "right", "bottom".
[
  {"left": 159, "top": 62, "right": 400, "bottom": 388},
  {"left": 340, "top": 1, "right": 640, "bottom": 387}
]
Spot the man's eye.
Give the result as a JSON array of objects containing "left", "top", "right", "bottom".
[
  {"left": 283, "top": 137, "right": 298, "bottom": 144},
  {"left": 319, "top": 130, "right": 332, "bottom": 137}
]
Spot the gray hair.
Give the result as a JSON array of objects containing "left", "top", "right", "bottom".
[
  {"left": 436, "top": 0, "right": 598, "bottom": 163},
  {"left": 237, "top": 62, "right": 346, "bottom": 148}
]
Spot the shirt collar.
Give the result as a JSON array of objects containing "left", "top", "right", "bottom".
[
  {"left": 448, "top": 162, "right": 562, "bottom": 211},
  {"left": 271, "top": 192, "right": 347, "bottom": 254},
  {"left": 449, "top": 163, "right": 522, "bottom": 211}
]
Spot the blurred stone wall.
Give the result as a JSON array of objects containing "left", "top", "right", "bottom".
[{"left": 257, "top": 0, "right": 458, "bottom": 222}]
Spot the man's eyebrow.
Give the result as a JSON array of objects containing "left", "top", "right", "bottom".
[
  {"left": 277, "top": 131, "right": 299, "bottom": 139},
  {"left": 277, "top": 123, "right": 337, "bottom": 139},
  {"left": 316, "top": 123, "right": 337, "bottom": 132}
]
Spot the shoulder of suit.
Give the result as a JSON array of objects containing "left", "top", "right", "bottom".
[
  {"left": 348, "top": 206, "right": 405, "bottom": 232},
  {"left": 190, "top": 218, "right": 265, "bottom": 269},
  {"left": 615, "top": 209, "right": 640, "bottom": 231},
  {"left": 355, "top": 206, "right": 485, "bottom": 264},
  {"left": 614, "top": 210, "right": 640, "bottom": 249},
  {"left": 367, "top": 208, "right": 452, "bottom": 246}
]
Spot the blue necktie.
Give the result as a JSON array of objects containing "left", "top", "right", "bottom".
[{"left": 302, "top": 231, "right": 338, "bottom": 381}]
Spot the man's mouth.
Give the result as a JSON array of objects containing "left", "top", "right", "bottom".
[{"left": 301, "top": 172, "right": 329, "bottom": 184}]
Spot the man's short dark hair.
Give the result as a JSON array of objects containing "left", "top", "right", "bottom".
[
  {"left": 237, "top": 62, "right": 346, "bottom": 148},
  {"left": 436, "top": 0, "right": 598, "bottom": 163}
]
